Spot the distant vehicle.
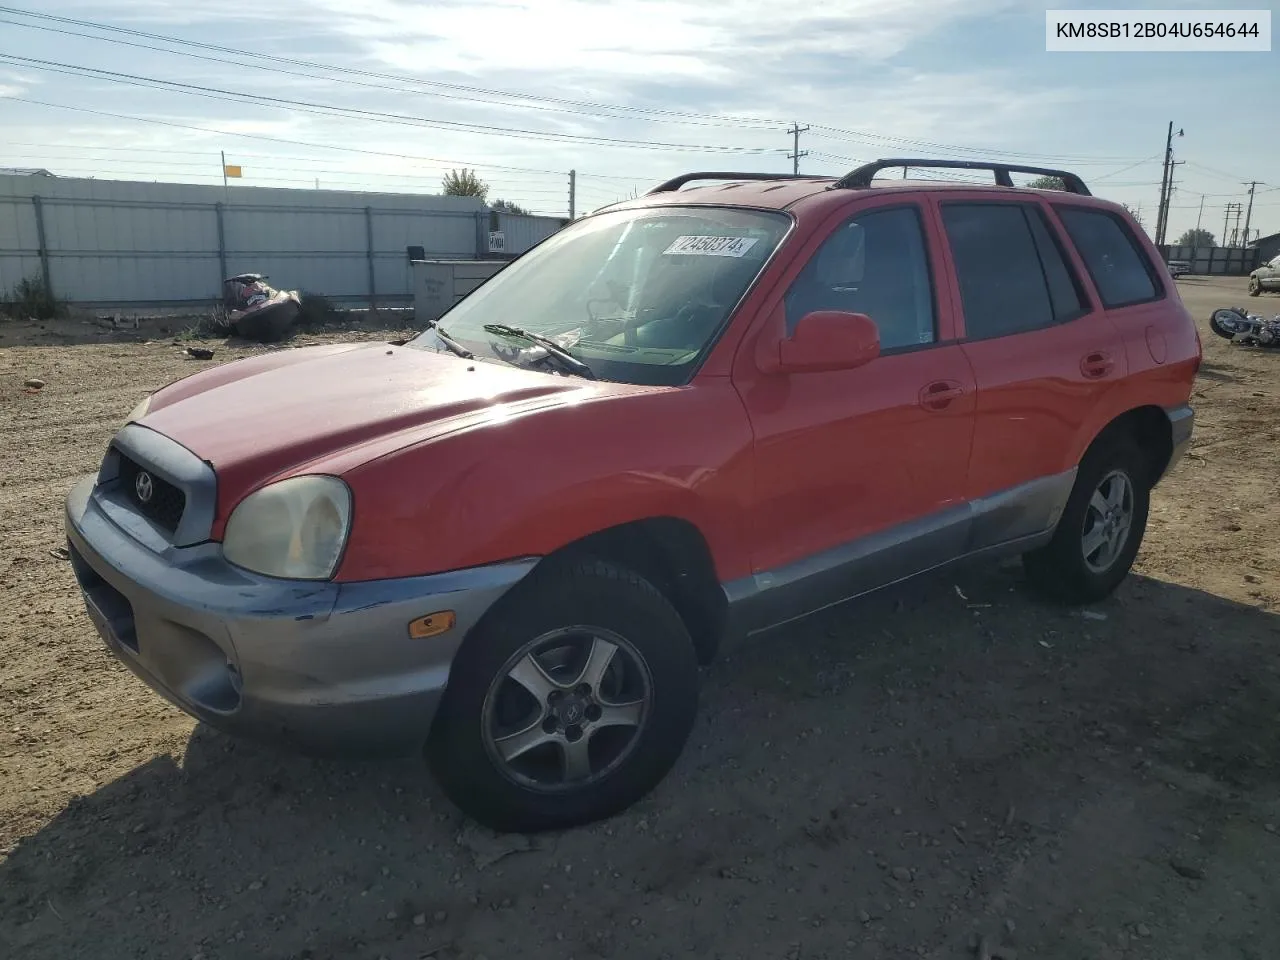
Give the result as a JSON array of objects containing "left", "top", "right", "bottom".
[
  {"left": 66, "top": 157, "right": 1201, "bottom": 833},
  {"left": 1248, "top": 254, "right": 1280, "bottom": 296},
  {"left": 1167, "top": 260, "right": 1191, "bottom": 278}
]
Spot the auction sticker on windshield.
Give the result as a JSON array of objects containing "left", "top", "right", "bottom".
[{"left": 663, "top": 235, "right": 759, "bottom": 257}]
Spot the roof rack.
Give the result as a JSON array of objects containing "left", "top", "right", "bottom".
[
  {"left": 647, "top": 171, "right": 830, "bottom": 195},
  {"left": 831, "top": 159, "right": 1091, "bottom": 196}
]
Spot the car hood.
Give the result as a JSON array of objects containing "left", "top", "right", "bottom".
[{"left": 140, "top": 341, "right": 631, "bottom": 513}]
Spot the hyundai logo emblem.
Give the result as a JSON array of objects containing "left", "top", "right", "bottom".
[{"left": 135, "top": 471, "right": 154, "bottom": 504}]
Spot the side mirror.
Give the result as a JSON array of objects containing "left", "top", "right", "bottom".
[{"left": 762, "top": 310, "right": 881, "bottom": 374}]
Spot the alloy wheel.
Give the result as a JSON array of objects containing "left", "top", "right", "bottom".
[
  {"left": 1081, "top": 469, "right": 1135, "bottom": 574},
  {"left": 481, "top": 627, "right": 652, "bottom": 792}
]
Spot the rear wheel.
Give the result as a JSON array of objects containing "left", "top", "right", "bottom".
[
  {"left": 427, "top": 558, "right": 699, "bottom": 833},
  {"left": 1023, "top": 438, "right": 1150, "bottom": 604}
]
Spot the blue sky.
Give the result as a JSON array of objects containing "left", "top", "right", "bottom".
[{"left": 1, "top": 0, "right": 1276, "bottom": 240}]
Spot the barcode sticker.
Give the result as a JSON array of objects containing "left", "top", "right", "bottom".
[{"left": 663, "top": 235, "right": 759, "bottom": 257}]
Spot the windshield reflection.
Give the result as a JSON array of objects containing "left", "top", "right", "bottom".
[{"left": 408, "top": 206, "right": 792, "bottom": 386}]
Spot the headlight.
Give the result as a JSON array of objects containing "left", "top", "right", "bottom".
[
  {"left": 127, "top": 395, "right": 151, "bottom": 423},
  {"left": 222, "top": 475, "right": 352, "bottom": 580}
]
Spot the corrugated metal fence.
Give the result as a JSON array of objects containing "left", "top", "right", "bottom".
[
  {"left": 0, "top": 175, "right": 565, "bottom": 308},
  {"left": 1158, "top": 244, "right": 1262, "bottom": 276}
]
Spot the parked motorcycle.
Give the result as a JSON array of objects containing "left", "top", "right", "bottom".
[
  {"left": 221, "top": 273, "right": 301, "bottom": 343},
  {"left": 1209, "top": 306, "right": 1280, "bottom": 348}
]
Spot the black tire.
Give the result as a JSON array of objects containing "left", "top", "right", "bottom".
[
  {"left": 1209, "top": 308, "right": 1246, "bottom": 340},
  {"left": 1248, "top": 276, "right": 1261, "bottom": 297},
  {"left": 427, "top": 558, "right": 699, "bottom": 833},
  {"left": 1022, "top": 437, "right": 1150, "bottom": 604}
]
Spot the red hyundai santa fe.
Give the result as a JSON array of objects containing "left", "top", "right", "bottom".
[{"left": 65, "top": 159, "right": 1200, "bottom": 832}]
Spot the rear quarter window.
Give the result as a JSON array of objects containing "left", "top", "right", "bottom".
[{"left": 1054, "top": 206, "right": 1161, "bottom": 309}]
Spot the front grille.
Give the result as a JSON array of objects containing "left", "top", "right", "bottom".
[{"left": 116, "top": 452, "right": 186, "bottom": 533}]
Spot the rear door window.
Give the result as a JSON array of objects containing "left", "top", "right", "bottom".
[
  {"left": 1054, "top": 206, "right": 1161, "bottom": 308},
  {"left": 940, "top": 203, "right": 1084, "bottom": 340}
]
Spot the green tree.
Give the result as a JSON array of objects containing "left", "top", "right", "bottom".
[
  {"left": 1177, "top": 228, "right": 1215, "bottom": 248},
  {"left": 1026, "top": 175, "right": 1067, "bottom": 191},
  {"left": 1121, "top": 203, "right": 1145, "bottom": 230},
  {"left": 490, "top": 198, "right": 531, "bottom": 216},
  {"left": 442, "top": 168, "right": 489, "bottom": 200}
]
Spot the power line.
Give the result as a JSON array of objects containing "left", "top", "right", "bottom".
[
  {"left": 3, "top": 141, "right": 652, "bottom": 185},
  {"left": 0, "top": 5, "right": 787, "bottom": 130},
  {"left": 0, "top": 165, "right": 577, "bottom": 203},
  {"left": 0, "top": 15, "right": 782, "bottom": 134},
  {"left": 1184, "top": 160, "right": 1252, "bottom": 183},
  {"left": 2, "top": 97, "right": 573, "bottom": 175},
  {"left": 1090, "top": 154, "right": 1163, "bottom": 181},
  {"left": 0, "top": 149, "right": 575, "bottom": 188},
  {"left": 0, "top": 5, "right": 1194, "bottom": 172},
  {"left": 3, "top": 97, "right": 680, "bottom": 191},
  {"left": 0, "top": 54, "right": 790, "bottom": 156},
  {"left": 808, "top": 124, "right": 1151, "bottom": 165}
]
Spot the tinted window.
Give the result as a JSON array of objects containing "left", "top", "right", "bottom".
[
  {"left": 1026, "top": 207, "right": 1087, "bottom": 320},
  {"left": 942, "top": 204, "right": 1061, "bottom": 339},
  {"left": 784, "top": 206, "right": 935, "bottom": 350},
  {"left": 1055, "top": 206, "right": 1159, "bottom": 308}
]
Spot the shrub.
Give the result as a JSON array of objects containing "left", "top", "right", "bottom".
[{"left": 1, "top": 275, "right": 65, "bottom": 320}]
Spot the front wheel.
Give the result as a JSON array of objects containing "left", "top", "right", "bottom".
[
  {"left": 427, "top": 558, "right": 699, "bottom": 833},
  {"left": 1248, "top": 276, "right": 1262, "bottom": 297},
  {"left": 1022, "top": 439, "right": 1150, "bottom": 604}
]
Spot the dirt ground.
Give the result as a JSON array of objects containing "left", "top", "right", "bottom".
[{"left": 2, "top": 278, "right": 1278, "bottom": 960}]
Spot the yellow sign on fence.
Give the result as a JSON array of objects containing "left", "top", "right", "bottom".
[{"left": 224, "top": 165, "right": 242, "bottom": 178}]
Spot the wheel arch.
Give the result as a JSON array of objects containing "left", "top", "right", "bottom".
[
  {"left": 529, "top": 516, "right": 728, "bottom": 666},
  {"left": 1078, "top": 405, "right": 1174, "bottom": 488}
]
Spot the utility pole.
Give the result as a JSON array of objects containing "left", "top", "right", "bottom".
[
  {"left": 1242, "top": 180, "right": 1260, "bottom": 248},
  {"left": 1169, "top": 159, "right": 1184, "bottom": 231},
  {"left": 786, "top": 123, "right": 809, "bottom": 175},
  {"left": 568, "top": 169, "right": 576, "bottom": 220},
  {"left": 1223, "top": 202, "right": 1243, "bottom": 246},
  {"left": 1154, "top": 124, "right": 1171, "bottom": 246},
  {"left": 1154, "top": 122, "right": 1184, "bottom": 247},
  {"left": 1195, "top": 194, "right": 1204, "bottom": 238},
  {"left": 220, "top": 149, "right": 229, "bottom": 203}
]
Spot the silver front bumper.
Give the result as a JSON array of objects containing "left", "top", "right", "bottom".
[{"left": 65, "top": 474, "right": 536, "bottom": 756}]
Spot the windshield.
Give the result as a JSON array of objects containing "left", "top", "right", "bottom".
[{"left": 407, "top": 206, "right": 792, "bottom": 385}]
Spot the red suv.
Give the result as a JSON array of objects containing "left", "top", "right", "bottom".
[{"left": 65, "top": 159, "right": 1200, "bottom": 833}]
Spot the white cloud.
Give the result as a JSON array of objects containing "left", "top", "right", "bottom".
[
  {"left": 317, "top": 0, "right": 1016, "bottom": 80},
  {"left": 3, "top": 0, "right": 1276, "bottom": 238}
]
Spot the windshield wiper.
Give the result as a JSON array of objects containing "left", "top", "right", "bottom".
[
  {"left": 482, "top": 323, "right": 596, "bottom": 380},
  {"left": 424, "top": 320, "right": 474, "bottom": 359}
]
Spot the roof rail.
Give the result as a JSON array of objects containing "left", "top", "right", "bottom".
[
  {"left": 831, "top": 159, "right": 1091, "bottom": 196},
  {"left": 647, "top": 171, "right": 830, "bottom": 195}
]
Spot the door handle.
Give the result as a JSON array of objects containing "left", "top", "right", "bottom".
[
  {"left": 919, "top": 379, "right": 965, "bottom": 411},
  {"left": 1080, "top": 351, "right": 1114, "bottom": 379}
]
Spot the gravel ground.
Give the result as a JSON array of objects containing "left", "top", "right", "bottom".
[{"left": 2, "top": 278, "right": 1278, "bottom": 960}]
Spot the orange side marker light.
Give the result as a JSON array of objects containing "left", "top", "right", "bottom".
[{"left": 408, "top": 611, "right": 456, "bottom": 639}]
